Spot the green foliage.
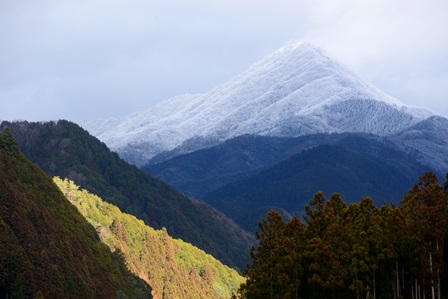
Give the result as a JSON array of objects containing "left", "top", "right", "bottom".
[
  {"left": 237, "top": 172, "right": 448, "bottom": 299},
  {"left": 54, "top": 177, "right": 245, "bottom": 298},
  {"left": 0, "top": 129, "right": 151, "bottom": 298},
  {"left": 0, "top": 120, "right": 253, "bottom": 270},
  {"left": 0, "top": 128, "right": 19, "bottom": 155}
]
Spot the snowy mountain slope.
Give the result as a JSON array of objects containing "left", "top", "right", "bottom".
[
  {"left": 387, "top": 116, "right": 448, "bottom": 177},
  {"left": 82, "top": 41, "right": 433, "bottom": 165}
]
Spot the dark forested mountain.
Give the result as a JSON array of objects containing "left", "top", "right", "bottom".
[
  {"left": 144, "top": 133, "right": 437, "bottom": 201},
  {"left": 0, "top": 129, "right": 150, "bottom": 298},
  {"left": 144, "top": 134, "right": 313, "bottom": 199},
  {"left": 204, "top": 144, "right": 429, "bottom": 231},
  {"left": 0, "top": 121, "right": 253, "bottom": 270}
]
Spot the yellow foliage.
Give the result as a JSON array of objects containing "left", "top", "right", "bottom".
[{"left": 54, "top": 177, "right": 244, "bottom": 298}]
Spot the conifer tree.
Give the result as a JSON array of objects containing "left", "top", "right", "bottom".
[
  {"left": 342, "top": 197, "right": 378, "bottom": 298},
  {"left": 443, "top": 173, "right": 448, "bottom": 194},
  {"left": 0, "top": 128, "right": 19, "bottom": 154},
  {"left": 239, "top": 210, "right": 305, "bottom": 299},
  {"left": 401, "top": 172, "right": 447, "bottom": 299},
  {"left": 303, "top": 192, "right": 350, "bottom": 298},
  {"left": 236, "top": 173, "right": 448, "bottom": 299}
]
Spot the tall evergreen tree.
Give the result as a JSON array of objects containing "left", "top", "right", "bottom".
[
  {"left": 443, "top": 173, "right": 448, "bottom": 194},
  {"left": 303, "top": 192, "right": 350, "bottom": 298},
  {"left": 238, "top": 210, "right": 305, "bottom": 299},
  {"left": 401, "top": 172, "right": 447, "bottom": 299},
  {"left": 0, "top": 128, "right": 19, "bottom": 154}
]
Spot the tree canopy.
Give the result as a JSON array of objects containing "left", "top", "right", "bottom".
[
  {"left": 54, "top": 177, "right": 244, "bottom": 299},
  {"left": 0, "top": 129, "right": 150, "bottom": 298},
  {"left": 236, "top": 172, "right": 448, "bottom": 299}
]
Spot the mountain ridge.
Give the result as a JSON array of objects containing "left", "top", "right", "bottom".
[
  {"left": 82, "top": 40, "right": 433, "bottom": 166},
  {"left": 0, "top": 120, "right": 253, "bottom": 270},
  {"left": 143, "top": 132, "right": 436, "bottom": 200},
  {"left": 0, "top": 129, "right": 150, "bottom": 298},
  {"left": 203, "top": 143, "right": 430, "bottom": 231}
]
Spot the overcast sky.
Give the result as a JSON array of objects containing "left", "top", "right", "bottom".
[{"left": 1, "top": 0, "right": 447, "bottom": 122}]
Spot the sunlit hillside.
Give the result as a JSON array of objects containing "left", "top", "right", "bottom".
[{"left": 54, "top": 177, "right": 245, "bottom": 299}]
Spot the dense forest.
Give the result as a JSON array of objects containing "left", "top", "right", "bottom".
[
  {"left": 0, "top": 120, "right": 253, "bottom": 270},
  {"left": 0, "top": 123, "right": 245, "bottom": 299},
  {"left": 0, "top": 129, "right": 150, "bottom": 298},
  {"left": 236, "top": 172, "right": 448, "bottom": 299},
  {"left": 53, "top": 177, "right": 244, "bottom": 299},
  {"left": 2, "top": 122, "right": 448, "bottom": 298},
  {"left": 204, "top": 143, "right": 429, "bottom": 232}
]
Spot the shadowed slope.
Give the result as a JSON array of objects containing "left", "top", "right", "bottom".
[{"left": 0, "top": 129, "right": 150, "bottom": 298}]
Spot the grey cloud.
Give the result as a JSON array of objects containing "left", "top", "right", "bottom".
[{"left": 0, "top": 0, "right": 447, "bottom": 122}]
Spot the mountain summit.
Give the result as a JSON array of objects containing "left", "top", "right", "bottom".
[{"left": 82, "top": 41, "right": 432, "bottom": 165}]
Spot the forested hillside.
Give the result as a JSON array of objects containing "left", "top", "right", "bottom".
[
  {"left": 205, "top": 144, "right": 428, "bottom": 231},
  {"left": 0, "top": 120, "right": 253, "bottom": 270},
  {"left": 236, "top": 172, "right": 448, "bottom": 299},
  {"left": 54, "top": 177, "right": 244, "bottom": 299},
  {"left": 0, "top": 129, "right": 150, "bottom": 298},
  {"left": 144, "top": 133, "right": 431, "bottom": 200}
]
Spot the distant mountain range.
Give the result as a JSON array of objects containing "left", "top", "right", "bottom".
[
  {"left": 81, "top": 40, "right": 448, "bottom": 231},
  {"left": 82, "top": 41, "right": 434, "bottom": 166},
  {"left": 143, "top": 132, "right": 437, "bottom": 200},
  {"left": 143, "top": 132, "right": 436, "bottom": 231},
  {"left": 204, "top": 143, "right": 429, "bottom": 231}
]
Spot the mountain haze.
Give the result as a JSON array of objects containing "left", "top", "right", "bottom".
[{"left": 82, "top": 41, "right": 432, "bottom": 166}]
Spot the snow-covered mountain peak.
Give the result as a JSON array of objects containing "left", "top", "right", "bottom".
[
  {"left": 275, "top": 40, "right": 311, "bottom": 53},
  {"left": 273, "top": 40, "right": 325, "bottom": 56},
  {"left": 82, "top": 40, "right": 433, "bottom": 165}
]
